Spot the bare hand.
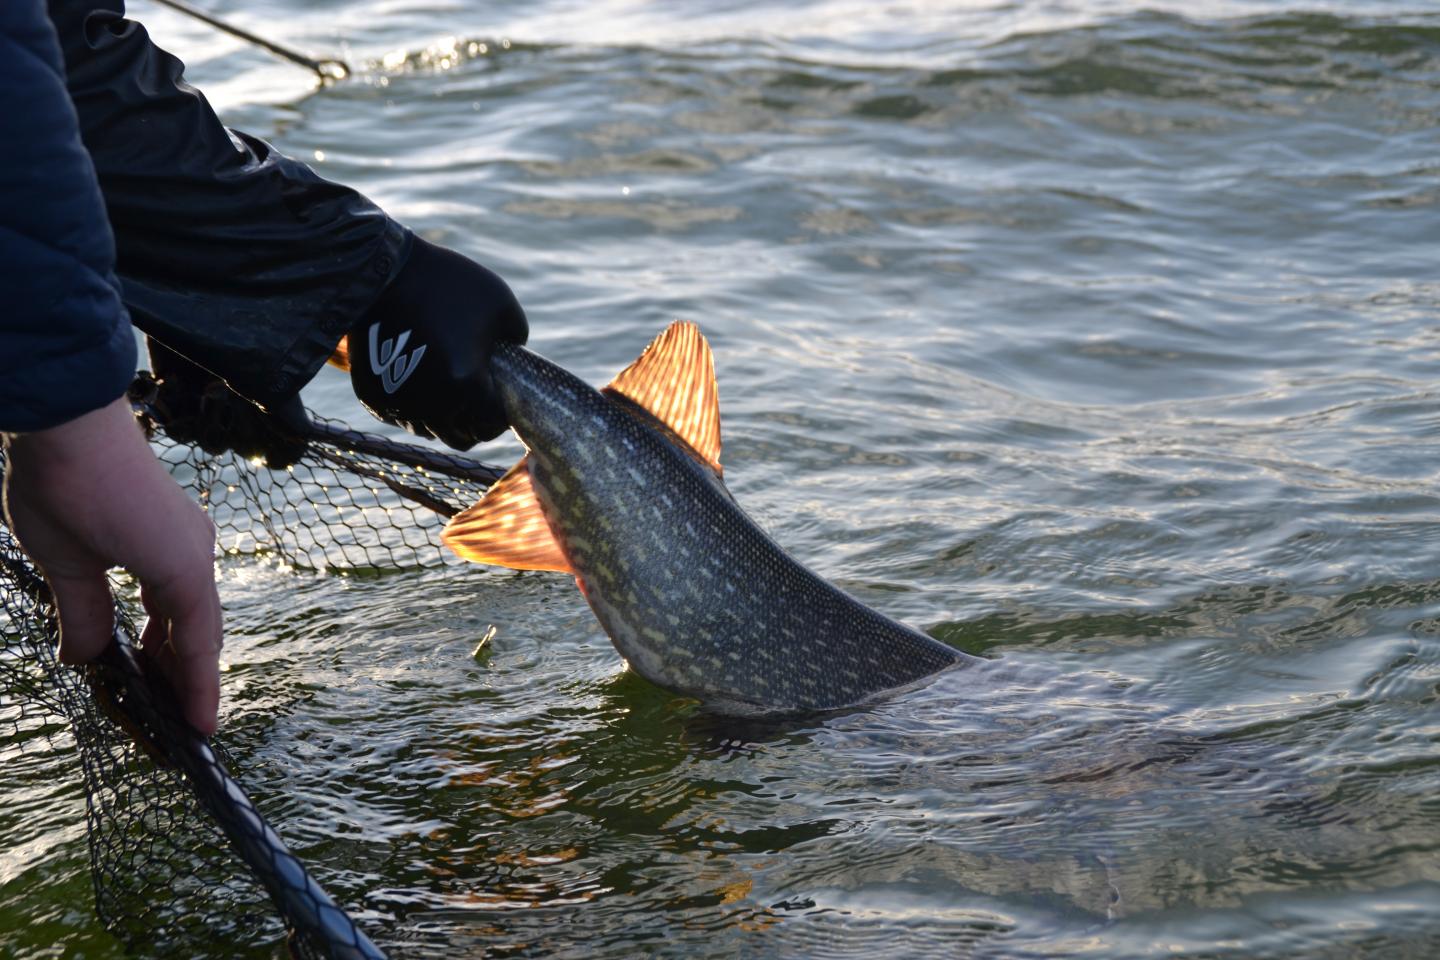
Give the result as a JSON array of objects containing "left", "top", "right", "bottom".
[{"left": 3, "top": 397, "right": 223, "bottom": 734}]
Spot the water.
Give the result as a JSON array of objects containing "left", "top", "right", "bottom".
[{"left": 4, "top": 0, "right": 1440, "bottom": 955}]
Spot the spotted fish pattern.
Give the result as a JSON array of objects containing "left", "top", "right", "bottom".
[{"left": 444, "top": 323, "right": 975, "bottom": 715}]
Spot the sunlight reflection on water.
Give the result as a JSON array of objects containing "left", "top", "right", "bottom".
[{"left": 6, "top": 0, "right": 1440, "bottom": 956}]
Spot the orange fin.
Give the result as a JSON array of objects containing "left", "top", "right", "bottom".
[
  {"left": 603, "top": 321, "right": 722, "bottom": 471},
  {"left": 441, "top": 458, "right": 572, "bottom": 572},
  {"left": 327, "top": 335, "right": 351, "bottom": 372}
]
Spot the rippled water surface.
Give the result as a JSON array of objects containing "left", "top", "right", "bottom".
[{"left": 5, "top": 0, "right": 1440, "bottom": 956}]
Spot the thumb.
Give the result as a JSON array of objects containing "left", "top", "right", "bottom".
[
  {"left": 173, "top": 610, "right": 222, "bottom": 738},
  {"left": 143, "top": 574, "right": 223, "bottom": 737},
  {"left": 48, "top": 572, "right": 117, "bottom": 665}
]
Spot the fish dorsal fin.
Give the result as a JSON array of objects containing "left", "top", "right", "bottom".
[
  {"left": 441, "top": 457, "right": 573, "bottom": 573},
  {"left": 603, "top": 321, "right": 722, "bottom": 471}
]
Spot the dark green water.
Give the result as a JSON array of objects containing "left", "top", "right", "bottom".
[{"left": 4, "top": 1, "right": 1440, "bottom": 956}]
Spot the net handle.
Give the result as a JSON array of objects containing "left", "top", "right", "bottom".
[
  {"left": 0, "top": 514, "right": 387, "bottom": 959},
  {"left": 94, "top": 637, "right": 388, "bottom": 960},
  {"left": 304, "top": 417, "right": 504, "bottom": 485}
]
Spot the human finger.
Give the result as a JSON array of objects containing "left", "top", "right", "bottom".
[
  {"left": 176, "top": 614, "right": 223, "bottom": 736},
  {"left": 138, "top": 591, "right": 173, "bottom": 691},
  {"left": 171, "top": 586, "right": 222, "bottom": 736},
  {"left": 138, "top": 568, "right": 223, "bottom": 736},
  {"left": 48, "top": 571, "right": 117, "bottom": 665}
]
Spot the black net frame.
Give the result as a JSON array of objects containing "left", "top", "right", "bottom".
[{"left": 1, "top": 390, "right": 504, "bottom": 958}]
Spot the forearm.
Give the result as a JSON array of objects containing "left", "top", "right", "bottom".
[{"left": 46, "top": 0, "right": 410, "bottom": 410}]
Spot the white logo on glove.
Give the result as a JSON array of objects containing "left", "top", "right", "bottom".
[{"left": 368, "top": 322, "right": 427, "bottom": 395}]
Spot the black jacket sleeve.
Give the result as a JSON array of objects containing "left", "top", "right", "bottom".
[
  {"left": 46, "top": 0, "right": 411, "bottom": 410},
  {"left": 0, "top": 0, "right": 136, "bottom": 433}
]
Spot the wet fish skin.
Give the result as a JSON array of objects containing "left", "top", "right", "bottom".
[{"left": 488, "top": 341, "right": 978, "bottom": 715}]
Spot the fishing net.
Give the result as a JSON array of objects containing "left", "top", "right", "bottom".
[
  {"left": 0, "top": 380, "right": 501, "bottom": 958},
  {"left": 154, "top": 410, "right": 499, "bottom": 572}
]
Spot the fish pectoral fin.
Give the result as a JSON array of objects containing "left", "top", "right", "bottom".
[
  {"left": 603, "top": 320, "right": 722, "bottom": 472},
  {"left": 327, "top": 334, "right": 351, "bottom": 371},
  {"left": 441, "top": 457, "right": 573, "bottom": 573}
]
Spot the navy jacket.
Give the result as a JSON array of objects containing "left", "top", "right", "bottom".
[
  {"left": 0, "top": 0, "right": 136, "bottom": 432},
  {"left": 2, "top": 1, "right": 409, "bottom": 433}
]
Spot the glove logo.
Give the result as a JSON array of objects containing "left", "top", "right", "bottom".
[{"left": 368, "top": 323, "right": 427, "bottom": 395}]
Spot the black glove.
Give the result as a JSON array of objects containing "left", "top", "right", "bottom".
[
  {"left": 145, "top": 341, "right": 311, "bottom": 469},
  {"left": 348, "top": 236, "right": 528, "bottom": 450}
]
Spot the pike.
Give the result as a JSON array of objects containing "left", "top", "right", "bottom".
[{"left": 442, "top": 323, "right": 980, "bottom": 714}]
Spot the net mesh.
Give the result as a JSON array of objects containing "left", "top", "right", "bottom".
[
  {"left": 155, "top": 412, "right": 499, "bottom": 572},
  {"left": 0, "top": 398, "right": 501, "bottom": 958}
]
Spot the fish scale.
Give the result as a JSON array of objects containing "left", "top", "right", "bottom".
[{"left": 460, "top": 328, "right": 978, "bottom": 715}]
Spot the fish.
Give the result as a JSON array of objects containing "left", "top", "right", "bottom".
[{"left": 441, "top": 322, "right": 980, "bottom": 715}]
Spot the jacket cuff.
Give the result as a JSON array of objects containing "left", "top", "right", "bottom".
[
  {"left": 0, "top": 267, "right": 137, "bottom": 433},
  {"left": 258, "top": 218, "right": 414, "bottom": 409}
]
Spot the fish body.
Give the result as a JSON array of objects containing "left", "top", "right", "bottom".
[{"left": 444, "top": 323, "right": 976, "bottom": 714}]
